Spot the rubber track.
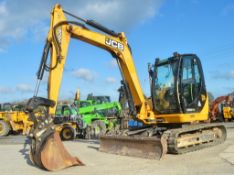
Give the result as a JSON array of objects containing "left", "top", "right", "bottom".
[{"left": 164, "top": 123, "right": 227, "bottom": 154}]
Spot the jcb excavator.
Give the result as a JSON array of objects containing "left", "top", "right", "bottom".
[{"left": 26, "top": 4, "right": 227, "bottom": 171}]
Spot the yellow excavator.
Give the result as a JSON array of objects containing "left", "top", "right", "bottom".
[{"left": 26, "top": 4, "right": 227, "bottom": 171}]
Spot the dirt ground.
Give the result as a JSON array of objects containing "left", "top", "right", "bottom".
[{"left": 1, "top": 124, "right": 234, "bottom": 175}]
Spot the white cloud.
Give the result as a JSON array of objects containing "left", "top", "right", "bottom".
[
  {"left": 0, "top": 0, "right": 50, "bottom": 50},
  {"left": 0, "top": 2, "right": 7, "bottom": 15},
  {"left": 108, "top": 59, "right": 118, "bottom": 68},
  {"left": 0, "top": 86, "right": 13, "bottom": 94},
  {"left": 0, "top": 48, "right": 5, "bottom": 53},
  {"left": 212, "top": 70, "right": 234, "bottom": 80},
  {"left": 74, "top": 0, "right": 163, "bottom": 31},
  {"left": 106, "top": 77, "right": 117, "bottom": 84},
  {"left": 72, "top": 68, "right": 96, "bottom": 81},
  {"left": 16, "top": 84, "right": 33, "bottom": 93},
  {"left": 0, "top": 0, "right": 163, "bottom": 51},
  {"left": 226, "top": 71, "right": 234, "bottom": 80}
]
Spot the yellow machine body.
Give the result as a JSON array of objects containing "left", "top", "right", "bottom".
[
  {"left": 0, "top": 111, "right": 33, "bottom": 136},
  {"left": 223, "top": 106, "right": 234, "bottom": 119},
  {"left": 25, "top": 4, "right": 226, "bottom": 171}
]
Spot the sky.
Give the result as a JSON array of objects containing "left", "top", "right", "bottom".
[{"left": 0, "top": 0, "right": 234, "bottom": 103}]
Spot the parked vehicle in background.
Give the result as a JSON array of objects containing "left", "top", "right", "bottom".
[{"left": 0, "top": 103, "right": 32, "bottom": 137}]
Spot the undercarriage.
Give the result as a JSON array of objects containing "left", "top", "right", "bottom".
[{"left": 100, "top": 123, "right": 227, "bottom": 159}]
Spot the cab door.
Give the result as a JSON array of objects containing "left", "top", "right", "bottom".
[{"left": 180, "top": 55, "right": 206, "bottom": 113}]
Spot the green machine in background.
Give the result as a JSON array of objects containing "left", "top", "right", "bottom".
[{"left": 55, "top": 93, "right": 122, "bottom": 140}]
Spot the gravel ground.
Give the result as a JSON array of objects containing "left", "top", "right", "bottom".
[{"left": 0, "top": 123, "right": 234, "bottom": 175}]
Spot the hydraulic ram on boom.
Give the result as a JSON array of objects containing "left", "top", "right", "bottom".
[{"left": 26, "top": 4, "right": 226, "bottom": 171}]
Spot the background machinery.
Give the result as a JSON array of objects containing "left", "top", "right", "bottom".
[
  {"left": 55, "top": 97, "right": 122, "bottom": 140},
  {"left": 59, "top": 89, "right": 122, "bottom": 140},
  {"left": 223, "top": 104, "right": 234, "bottom": 120},
  {"left": 25, "top": 4, "right": 227, "bottom": 171},
  {"left": 74, "top": 91, "right": 122, "bottom": 122},
  {"left": 74, "top": 100, "right": 122, "bottom": 136},
  {"left": 0, "top": 103, "right": 32, "bottom": 137},
  {"left": 210, "top": 93, "right": 234, "bottom": 121}
]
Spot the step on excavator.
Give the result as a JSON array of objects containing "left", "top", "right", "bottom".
[{"left": 25, "top": 4, "right": 227, "bottom": 171}]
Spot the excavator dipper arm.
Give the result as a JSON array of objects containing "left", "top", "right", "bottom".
[
  {"left": 27, "top": 4, "right": 226, "bottom": 171},
  {"left": 26, "top": 4, "right": 160, "bottom": 171}
]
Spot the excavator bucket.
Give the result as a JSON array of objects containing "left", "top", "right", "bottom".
[
  {"left": 26, "top": 97, "right": 84, "bottom": 171},
  {"left": 30, "top": 131, "right": 84, "bottom": 171},
  {"left": 99, "top": 135, "right": 167, "bottom": 159}
]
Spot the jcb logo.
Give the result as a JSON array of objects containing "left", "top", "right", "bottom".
[{"left": 105, "top": 38, "right": 124, "bottom": 51}]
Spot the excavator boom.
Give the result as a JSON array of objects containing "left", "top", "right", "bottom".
[
  {"left": 26, "top": 4, "right": 226, "bottom": 171},
  {"left": 26, "top": 4, "right": 164, "bottom": 171}
]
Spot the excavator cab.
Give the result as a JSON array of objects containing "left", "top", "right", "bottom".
[{"left": 151, "top": 53, "right": 207, "bottom": 115}]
